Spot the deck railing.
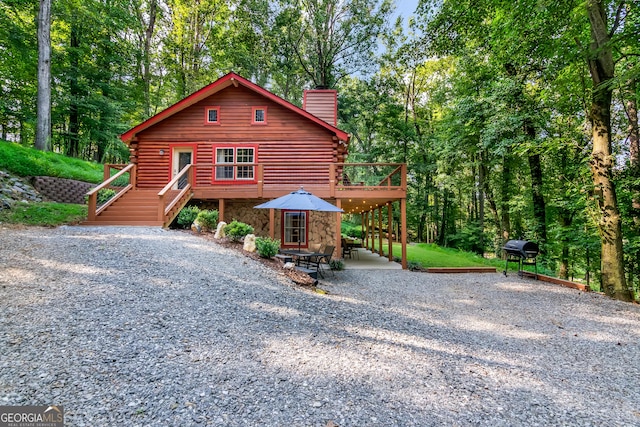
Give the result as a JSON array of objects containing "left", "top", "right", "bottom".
[
  {"left": 158, "top": 164, "right": 194, "bottom": 226},
  {"left": 86, "top": 164, "right": 136, "bottom": 221},
  {"left": 186, "top": 162, "right": 405, "bottom": 194}
]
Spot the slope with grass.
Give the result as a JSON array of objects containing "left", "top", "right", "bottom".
[
  {"left": 0, "top": 141, "right": 104, "bottom": 183},
  {"left": 0, "top": 141, "right": 101, "bottom": 226}
]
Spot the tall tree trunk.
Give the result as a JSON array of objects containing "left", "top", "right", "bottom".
[
  {"left": 626, "top": 77, "right": 640, "bottom": 223},
  {"left": 500, "top": 154, "right": 511, "bottom": 245},
  {"left": 35, "top": 0, "right": 51, "bottom": 151},
  {"left": 586, "top": 0, "right": 633, "bottom": 301},
  {"left": 67, "top": 22, "right": 81, "bottom": 158},
  {"left": 526, "top": 117, "right": 546, "bottom": 246}
]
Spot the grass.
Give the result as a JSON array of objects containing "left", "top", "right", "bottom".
[
  {"left": 0, "top": 202, "right": 87, "bottom": 226},
  {"left": 371, "top": 241, "right": 502, "bottom": 268},
  {"left": 0, "top": 140, "right": 104, "bottom": 183}
]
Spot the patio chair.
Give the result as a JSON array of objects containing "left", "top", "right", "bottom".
[
  {"left": 308, "top": 245, "right": 335, "bottom": 278},
  {"left": 342, "top": 238, "right": 358, "bottom": 259}
]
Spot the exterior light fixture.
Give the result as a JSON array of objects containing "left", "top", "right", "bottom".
[{"left": 159, "top": 149, "right": 165, "bottom": 155}]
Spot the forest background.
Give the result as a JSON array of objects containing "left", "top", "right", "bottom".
[{"left": 0, "top": 0, "right": 638, "bottom": 300}]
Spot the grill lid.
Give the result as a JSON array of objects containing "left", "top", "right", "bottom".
[{"left": 503, "top": 240, "right": 539, "bottom": 258}]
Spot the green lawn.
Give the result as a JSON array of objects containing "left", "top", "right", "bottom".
[
  {"left": 0, "top": 202, "right": 87, "bottom": 226},
  {"left": 369, "top": 240, "right": 504, "bottom": 269}
]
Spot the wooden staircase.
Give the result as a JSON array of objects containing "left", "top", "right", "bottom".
[{"left": 84, "top": 189, "right": 183, "bottom": 226}]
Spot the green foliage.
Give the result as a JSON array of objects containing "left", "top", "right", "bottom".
[
  {"left": 407, "top": 261, "right": 422, "bottom": 271},
  {"left": 176, "top": 205, "right": 200, "bottom": 229},
  {"left": 341, "top": 220, "right": 363, "bottom": 239},
  {"left": 329, "top": 258, "right": 345, "bottom": 271},
  {"left": 0, "top": 142, "right": 104, "bottom": 183},
  {"left": 255, "top": 237, "right": 280, "bottom": 258},
  {"left": 97, "top": 188, "right": 117, "bottom": 205},
  {"left": 0, "top": 202, "right": 87, "bottom": 226},
  {"left": 225, "top": 220, "right": 255, "bottom": 242},
  {"left": 195, "top": 209, "right": 219, "bottom": 230}
]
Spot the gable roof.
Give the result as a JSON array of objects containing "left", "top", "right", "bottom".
[{"left": 120, "top": 72, "right": 350, "bottom": 144}]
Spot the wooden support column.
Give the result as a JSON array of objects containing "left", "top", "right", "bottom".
[
  {"left": 364, "top": 211, "right": 370, "bottom": 249},
  {"left": 219, "top": 199, "right": 225, "bottom": 223},
  {"left": 336, "top": 199, "right": 342, "bottom": 257},
  {"left": 370, "top": 209, "right": 375, "bottom": 252},
  {"left": 401, "top": 197, "right": 407, "bottom": 269},
  {"left": 388, "top": 202, "right": 393, "bottom": 262},
  {"left": 377, "top": 206, "right": 383, "bottom": 256},
  {"left": 269, "top": 208, "right": 275, "bottom": 239}
]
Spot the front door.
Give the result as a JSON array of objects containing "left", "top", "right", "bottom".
[{"left": 172, "top": 147, "right": 193, "bottom": 189}]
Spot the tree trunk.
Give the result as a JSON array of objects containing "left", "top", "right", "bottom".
[
  {"left": 67, "top": 22, "right": 81, "bottom": 158},
  {"left": 626, "top": 77, "right": 640, "bottom": 223},
  {"left": 35, "top": 0, "right": 51, "bottom": 151},
  {"left": 586, "top": 0, "right": 633, "bottom": 301},
  {"left": 500, "top": 155, "right": 511, "bottom": 245}
]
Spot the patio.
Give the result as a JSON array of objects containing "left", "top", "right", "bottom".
[{"left": 342, "top": 247, "right": 402, "bottom": 270}]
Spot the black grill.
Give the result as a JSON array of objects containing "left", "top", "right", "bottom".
[{"left": 503, "top": 240, "right": 539, "bottom": 278}]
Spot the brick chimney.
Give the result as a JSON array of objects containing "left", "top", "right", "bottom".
[{"left": 303, "top": 89, "right": 338, "bottom": 126}]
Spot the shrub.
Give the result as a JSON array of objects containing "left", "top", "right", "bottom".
[
  {"left": 97, "top": 188, "right": 117, "bottom": 205},
  {"left": 176, "top": 205, "right": 200, "bottom": 229},
  {"left": 329, "top": 258, "right": 345, "bottom": 271},
  {"left": 408, "top": 260, "right": 422, "bottom": 271},
  {"left": 255, "top": 237, "right": 280, "bottom": 258},
  {"left": 225, "top": 220, "right": 254, "bottom": 242},
  {"left": 196, "top": 209, "right": 219, "bottom": 230}
]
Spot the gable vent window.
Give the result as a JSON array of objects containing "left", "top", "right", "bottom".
[
  {"left": 252, "top": 107, "right": 267, "bottom": 124},
  {"left": 205, "top": 106, "right": 220, "bottom": 124}
]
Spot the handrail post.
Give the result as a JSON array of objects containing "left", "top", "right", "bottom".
[
  {"left": 103, "top": 164, "right": 111, "bottom": 182},
  {"left": 158, "top": 193, "right": 165, "bottom": 222},
  {"left": 329, "top": 164, "right": 335, "bottom": 198},
  {"left": 88, "top": 194, "right": 97, "bottom": 221},
  {"left": 131, "top": 164, "right": 137, "bottom": 188},
  {"left": 401, "top": 163, "right": 407, "bottom": 189}
]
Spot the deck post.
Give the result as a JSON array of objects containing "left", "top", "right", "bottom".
[
  {"left": 336, "top": 199, "right": 342, "bottom": 257},
  {"left": 370, "top": 209, "right": 375, "bottom": 253},
  {"left": 269, "top": 208, "right": 275, "bottom": 239},
  {"left": 377, "top": 206, "right": 383, "bottom": 256},
  {"left": 219, "top": 199, "right": 225, "bottom": 223},
  {"left": 401, "top": 197, "right": 407, "bottom": 269},
  {"left": 387, "top": 202, "right": 393, "bottom": 262}
]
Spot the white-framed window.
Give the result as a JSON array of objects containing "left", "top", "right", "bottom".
[
  {"left": 252, "top": 106, "right": 267, "bottom": 124},
  {"left": 205, "top": 106, "right": 220, "bottom": 124},
  {"left": 214, "top": 146, "right": 255, "bottom": 181},
  {"left": 283, "top": 211, "right": 307, "bottom": 246}
]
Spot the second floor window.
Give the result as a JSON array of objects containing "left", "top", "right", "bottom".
[
  {"left": 214, "top": 146, "right": 255, "bottom": 181},
  {"left": 252, "top": 107, "right": 267, "bottom": 124},
  {"left": 205, "top": 106, "right": 220, "bottom": 124}
]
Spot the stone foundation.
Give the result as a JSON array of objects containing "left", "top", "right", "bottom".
[{"left": 197, "top": 199, "right": 338, "bottom": 254}]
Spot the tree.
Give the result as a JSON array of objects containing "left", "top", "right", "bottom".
[
  {"left": 35, "top": 0, "right": 51, "bottom": 151},
  {"left": 585, "top": 0, "right": 633, "bottom": 301},
  {"left": 281, "top": 0, "right": 392, "bottom": 88}
]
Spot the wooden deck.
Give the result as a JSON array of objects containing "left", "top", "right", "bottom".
[{"left": 86, "top": 162, "right": 407, "bottom": 225}]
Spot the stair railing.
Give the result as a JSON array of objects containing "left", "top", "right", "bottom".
[
  {"left": 158, "top": 163, "right": 194, "bottom": 225},
  {"left": 86, "top": 164, "right": 136, "bottom": 221}
]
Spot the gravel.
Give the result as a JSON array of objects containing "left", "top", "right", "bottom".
[{"left": 1, "top": 226, "right": 639, "bottom": 427}]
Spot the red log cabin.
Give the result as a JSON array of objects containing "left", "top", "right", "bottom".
[{"left": 86, "top": 72, "right": 407, "bottom": 268}]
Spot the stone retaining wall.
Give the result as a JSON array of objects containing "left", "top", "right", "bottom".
[{"left": 31, "top": 176, "right": 95, "bottom": 204}]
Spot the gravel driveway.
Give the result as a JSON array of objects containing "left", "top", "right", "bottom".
[{"left": 1, "top": 226, "right": 639, "bottom": 426}]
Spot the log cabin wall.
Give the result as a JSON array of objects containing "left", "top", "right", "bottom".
[{"left": 132, "top": 85, "right": 340, "bottom": 189}]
